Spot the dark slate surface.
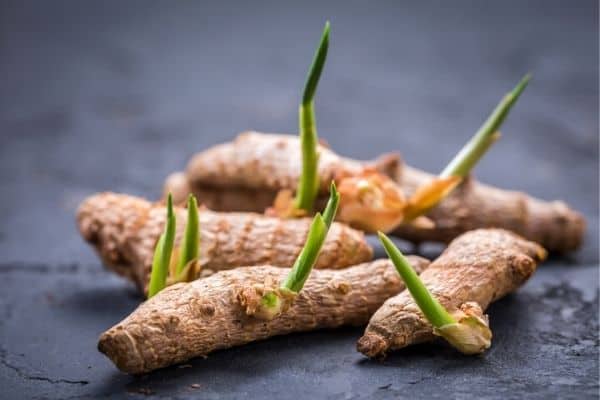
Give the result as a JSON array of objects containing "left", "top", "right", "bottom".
[{"left": 0, "top": 1, "right": 598, "bottom": 399}]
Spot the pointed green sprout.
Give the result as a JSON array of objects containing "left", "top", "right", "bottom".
[
  {"left": 283, "top": 182, "right": 339, "bottom": 292},
  {"left": 440, "top": 74, "right": 531, "bottom": 178},
  {"left": 294, "top": 21, "right": 330, "bottom": 213},
  {"left": 148, "top": 194, "right": 202, "bottom": 297},
  {"left": 378, "top": 232, "right": 492, "bottom": 354},
  {"left": 257, "top": 183, "right": 339, "bottom": 319},
  {"left": 404, "top": 74, "right": 532, "bottom": 223},
  {"left": 176, "top": 194, "right": 199, "bottom": 275},
  {"left": 321, "top": 181, "right": 339, "bottom": 228},
  {"left": 378, "top": 232, "right": 455, "bottom": 327},
  {"left": 148, "top": 194, "right": 177, "bottom": 299}
]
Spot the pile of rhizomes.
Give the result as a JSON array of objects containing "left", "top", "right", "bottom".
[{"left": 76, "top": 23, "right": 584, "bottom": 374}]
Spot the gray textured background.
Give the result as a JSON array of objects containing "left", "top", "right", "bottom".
[{"left": 0, "top": 1, "right": 598, "bottom": 399}]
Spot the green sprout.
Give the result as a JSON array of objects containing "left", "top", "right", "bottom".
[
  {"left": 148, "top": 193, "right": 201, "bottom": 298},
  {"left": 378, "top": 232, "right": 492, "bottom": 354},
  {"left": 440, "top": 74, "right": 531, "bottom": 178},
  {"left": 320, "top": 181, "right": 339, "bottom": 228},
  {"left": 404, "top": 74, "right": 532, "bottom": 223},
  {"left": 175, "top": 194, "right": 199, "bottom": 275},
  {"left": 294, "top": 21, "right": 330, "bottom": 213},
  {"left": 254, "top": 183, "right": 339, "bottom": 319},
  {"left": 283, "top": 182, "right": 339, "bottom": 292},
  {"left": 148, "top": 194, "right": 176, "bottom": 298},
  {"left": 378, "top": 232, "right": 454, "bottom": 327}
]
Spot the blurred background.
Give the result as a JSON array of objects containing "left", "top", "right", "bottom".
[
  {"left": 1, "top": 0, "right": 597, "bottom": 263},
  {"left": 0, "top": 1, "right": 597, "bottom": 398}
]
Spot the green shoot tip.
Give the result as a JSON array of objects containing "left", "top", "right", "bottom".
[
  {"left": 148, "top": 192, "right": 177, "bottom": 299},
  {"left": 176, "top": 193, "right": 200, "bottom": 275},
  {"left": 439, "top": 73, "right": 531, "bottom": 179},
  {"left": 322, "top": 181, "right": 340, "bottom": 228},
  {"left": 379, "top": 232, "right": 455, "bottom": 328},
  {"left": 301, "top": 22, "right": 330, "bottom": 105},
  {"left": 166, "top": 192, "right": 174, "bottom": 214},
  {"left": 510, "top": 73, "right": 531, "bottom": 103}
]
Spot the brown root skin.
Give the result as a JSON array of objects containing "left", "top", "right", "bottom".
[
  {"left": 185, "top": 131, "right": 399, "bottom": 195},
  {"left": 76, "top": 192, "right": 373, "bottom": 294},
  {"left": 356, "top": 229, "right": 547, "bottom": 358},
  {"left": 98, "top": 257, "right": 430, "bottom": 374},
  {"left": 166, "top": 132, "right": 585, "bottom": 253},
  {"left": 163, "top": 131, "right": 400, "bottom": 213},
  {"left": 392, "top": 167, "right": 585, "bottom": 254}
]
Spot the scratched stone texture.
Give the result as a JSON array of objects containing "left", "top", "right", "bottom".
[{"left": 0, "top": 1, "right": 598, "bottom": 399}]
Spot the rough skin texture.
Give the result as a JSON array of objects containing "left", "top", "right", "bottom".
[
  {"left": 356, "top": 229, "right": 547, "bottom": 358},
  {"left": 392, "top": 166, "right": 585, "bottom": 254},
  {"left": 165, "top": 131, "right": 400, "bottom": 212},
  {"left": 163, "top": 132, "right": 585, "bottom": 253},
  {"left": 77, "top": 192, "right": 373, "bottom": 293},
  {"left": 185, "top": 131, "right": 396, "bottom": 194},
  {"left": 98, "top": 256, "right": 430, "bottom": 374}
]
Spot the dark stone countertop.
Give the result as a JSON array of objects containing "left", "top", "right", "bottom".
[{"left": 0, "top": 1, "right": 598, "bottom": 399}]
